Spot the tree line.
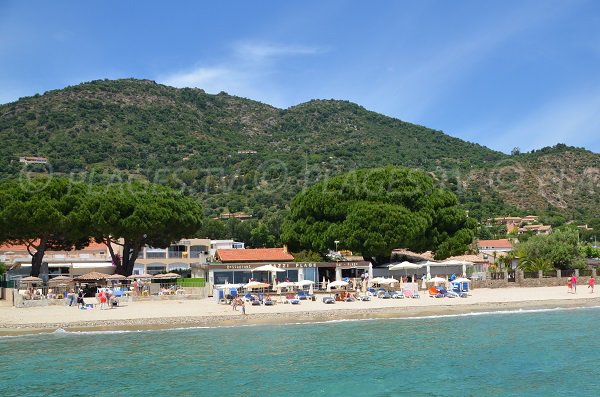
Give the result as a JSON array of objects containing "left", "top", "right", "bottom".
[{"left": 0, "top": 177, "right": 203, "bottom": 276}]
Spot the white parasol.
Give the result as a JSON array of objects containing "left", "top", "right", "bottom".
[
  {"left": 427, "top": 276, "right": 447, "bottom": 285},
  {"left": 245, "top": 281, "right": 270, "bottom": 290}
]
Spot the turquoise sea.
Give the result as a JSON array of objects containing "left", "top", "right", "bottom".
[{"left": 2, "top": 307, "right": 600, "bottom": 397}]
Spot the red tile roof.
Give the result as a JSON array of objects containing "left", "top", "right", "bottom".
[
  {"left": 477, "top": 239, "right": 513, "bottom": 249},
  {"left": 216, "top": 248, "right": 294, "bottom": 262},
  {"left": 0, "top": 241, "right": 107, "bottom": 252}
]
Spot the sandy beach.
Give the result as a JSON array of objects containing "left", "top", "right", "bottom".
[{"left": 1, "top": 286, "right": 599, "bottom": 336}]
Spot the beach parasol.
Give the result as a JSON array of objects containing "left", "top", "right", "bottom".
[
  {"left": 277, "top": 281, "right": 296, "bottom": 289},
  {"left": 19, "top": 276, "right": 43, "bottom": 287},
  {"left": 389, "top": 261, "right": 423, "bottom": 284},
  {"left": 20, "top": 276, "right": 43, "bottom": 283},
  {"left": 245, "top": 281, "right": 270, "bottom": 290},
  {"left": 427, "top": 276, "right": 447, "bottom": 285},
  {"left": 328, "top": 280, "right": 349, "bottom": 289},
  {"left": 127, "top": 273, "right": 153, "bottom": 280},
  {"left": 75, "top": 271, "right": 109, "bottom": 281},
  {"left": 154, "top": 273, "right": 181, "bottom": 279},
  {"left": 48, "top": 275, "right": 74, "bottom": 285},
  {"left": 296, "top": 280, "right": 314, "bottom": 287},
  {"left": 105, "top": 274, "right": 126, "bottom": 281},
  {"left": 253, "top": 265, "right": 285, "bottom": 284},
  {"left": 380, "top": 277, "right": 399, "bottom": 284},
  {"left": 369, "top": 277, "right": 388, "bottom": 285},
  {"left": 453, "top": 277, "right": 471, "bottom": 283}
]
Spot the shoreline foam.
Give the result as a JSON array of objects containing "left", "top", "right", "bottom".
[{"left": 2, "top": 289, "right": 599, "bottom": 337}]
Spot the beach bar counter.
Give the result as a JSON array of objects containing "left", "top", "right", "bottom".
[{"left": 207, "top": 248, "right": 372, "bottom": 289}]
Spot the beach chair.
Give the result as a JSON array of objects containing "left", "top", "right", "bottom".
[
  {"left": 244, "top": 293, "right": 253, "bottom": 302},
  {"left": 428, "top": 287, "right": 445, "bottom": 298},
  {"left": 377, "top": 290, "right": 391, "bottom": 299},
  {"left": 297, "top": 290, "right": 308, "bottom": 300},
  {"left": 391, "top": 290, "right": 404, "bottom": 299},
  {"left": 82, "top": 297, "right": 98, "bottom": 308},
  {"left": 322, "top": 296, "right": 335, "bottom": 304},
  {"left": 412, "top": 289, "right": 420, "bottom": 298},
  {"left": 439, "top": 286, "right": 467, "bottom": 298},
  {"left": 357, "top": 294, "right": 371, "bottom": 301},
  {"left": 285, "top": 293, "right": 300, "bottom": 304}
]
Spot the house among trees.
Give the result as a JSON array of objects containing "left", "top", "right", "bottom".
[
  {"left": 18, "top": 156, "right": 48, "bottom": 164},
  {"left": 488, "top": 215, "right": 552, "bottom": 235}
]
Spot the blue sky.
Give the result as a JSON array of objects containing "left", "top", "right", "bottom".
[{"left": 1, "top": 0, "right": 599, "bottom": 153}]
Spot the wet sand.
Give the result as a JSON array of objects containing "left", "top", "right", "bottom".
[{"left": 1, "top": 286, "right": 598, "bottom": 336}]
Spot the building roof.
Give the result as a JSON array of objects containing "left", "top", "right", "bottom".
[
  {"left": 477, "top": 239, "right": 513, "bottom": 249},
  {"left": 391, "top": 249, "right": 435, "bottom": 261},
  {"left": 0, "top": 241, "right": 107, "bottom": 252},
  {"left": 215, "top": 248, "right": 294, "bottom": 263},
  {"left": 446, "top": 254, "right": 489, "bottom": 263}
]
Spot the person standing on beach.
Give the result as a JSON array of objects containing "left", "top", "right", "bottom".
[
  {"left": 567, "top": 277, "right": 572, "bottom": 293},
  {"left": 588, "top": 275, "right": 595, "bottom": 293},
  {"left": 571, "top": 274, "right": 577, "bottom": 293},
  {"left": 241, "top": 299, "right": 246, "bottom": 315}
]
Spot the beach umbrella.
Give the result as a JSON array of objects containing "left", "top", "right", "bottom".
[
  {"left": 20, "top": 276, "right": 43, "bottom": 283},
  {"left": 389, "top": 262, "right": 423, "bottom": 284},
  {"left": 296, "top": 280, "right": 314, "bottom": 287},
  {"left": 380, "top": 277, "right": 399, "bottom": 285},
  {"left": 253, "top": 265, "right": 285, "bottom": 284},
  {"left": 277, "top": 281, "right": 296, "bottom": 289},
  {"left": 75, "top": 271, "right": 109, "bottom": 281},
  {"left": 328, "top": 280, "right": 349, "bottom": 288},
  {"left": 309, "top": 283, "right": 314, "bottom": 296},
  {"left": 453, "top": 277, "right": 471, "bottom": 283},
  {"left": 245, "top": 281, "right": 270, "bottom": 290},
  {"left": 388, "top": 262, "right": 423, "bottom": 272},
  {"left": 369, "top": 277, "right": 388, "bottom": 285},
  {"left": 154, "top": 273, "right": 181, "bottom": 279},
  {"left": 48, "top": 276, "right": 74, "bottom": 286},
  {"left": 427, "top": 276, "right": 447, "bottom": 285},
  {"left": 105, "top": 274, "right": 126, "bottom": 281},
  {"left": 127, "top": 273, "right": 153, "bottom": 280},
  {"left": 19, "top": 276, "right": 43, "bottom": 289}
]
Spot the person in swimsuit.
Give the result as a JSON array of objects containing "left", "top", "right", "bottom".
[{"left": 588, "top": 275, "right": 595, "bottom": 293}]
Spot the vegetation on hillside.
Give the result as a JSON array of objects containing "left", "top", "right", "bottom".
[{"left": 1, "top": 78, "right": 598, "bottom": 241}]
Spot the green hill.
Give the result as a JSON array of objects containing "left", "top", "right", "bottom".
[{"left": 1, "top": 78, "right": 598, "bottom": 224}]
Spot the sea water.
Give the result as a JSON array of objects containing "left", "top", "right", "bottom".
[{"left": 2, "top": 307, "right": 600, "bottom": 396}]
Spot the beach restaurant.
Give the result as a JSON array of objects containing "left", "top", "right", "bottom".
[{"left": 208, "top": 247, "right": 372, "bottom": 288}]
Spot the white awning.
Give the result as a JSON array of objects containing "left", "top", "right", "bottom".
[
  {"left": 18, "top": 262, "right": 113, "bottom": 269},
  {"left": 72, "top": 263, "right": 114, "bottom": 269}
]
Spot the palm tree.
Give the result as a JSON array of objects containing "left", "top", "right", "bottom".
[{"left": 518, "top": 257, "right": 553, "bottom": 272}]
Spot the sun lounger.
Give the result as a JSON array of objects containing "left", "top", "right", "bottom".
[
  {"left": 438, "top": 286, "right": 467, "bottom": 298},
  {"left": 357, "top": 294, "right": 371, "bottom": 301},
  {"left": 297, "top": 290, "right": 308, "bottom": 300},
  {"left": 83, "top": 297, "right": 98, "bottom": 308},
  {"left": 377, "top": 290, "right": 391, "bottom": 299},
  {"left": 428, "top": 287, "right": 445, "bottom": 298},
  {"left": 390, "top": 291, "right": 404, "bottom": 299},
  {"left": 322, "top": 297, "right": 335, "bottom": 304}
]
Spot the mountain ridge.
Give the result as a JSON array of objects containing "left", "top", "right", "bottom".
[{"left": 1, "top": 78, "right": 598, "bottom": 223}]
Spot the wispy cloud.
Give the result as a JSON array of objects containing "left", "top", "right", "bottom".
[
  {"left": 233, "top": 42, "right": 322, "bottom": 62},
  {"left": 158, "top": 41, "right": 323, "bottom": 106}
]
